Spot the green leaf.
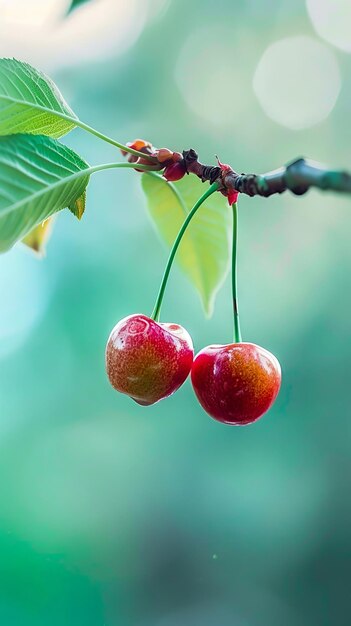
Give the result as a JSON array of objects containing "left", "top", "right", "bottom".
[
  {"left": 67, "top": 0, "right": 91, "bottom": 14},
  {"left": 0, "top": 134, "right": 90, "bottom": 253},
  {"left": 141, "top": 173, "right": 231, "bottom": 316},
  {"left": 0, "top": 58, "right": 77, "bottom": 138},
  {"left": 22, "top": 217, "right": 55, "bottom": 256}
]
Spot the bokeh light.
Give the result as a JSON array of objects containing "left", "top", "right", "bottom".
[
  {"left": 175, "top": 26, "right": 250, "bottom": 129},
  {"left": 253, "top": 36, "right": 341, "bottom": 129},
  {"left": 306, "top": 0, "right": 351, "bottom": 53},
  {"left": 0, "top": 0, "right": 150, "bottom": 70}
]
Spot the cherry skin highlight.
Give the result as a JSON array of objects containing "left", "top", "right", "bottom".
[
  {"left": 191, "top": 343, "right": 281, "bottom": 425},
  {"left": 106, "top": 314, "right": 194, "bottom": 405}
]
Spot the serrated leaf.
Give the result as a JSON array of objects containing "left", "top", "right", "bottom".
[
  {"left": 0, "top": 58, "right": 77, "bottom": 138},
  {"left": 67, "top": 0, "right": 91, "bottom": 14},
  {"left": 0, "top": 134, "right": 90, "bottom": 253},
  {"left": 22, "top": 217, "right": 55, "bottom": 256},
  {"left": 141, "top": 173, "right": 231, "bottom": 316}
]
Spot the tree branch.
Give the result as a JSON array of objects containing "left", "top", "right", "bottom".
[{"left": 183, "top": 150, "right": 351, "bottom": 199}]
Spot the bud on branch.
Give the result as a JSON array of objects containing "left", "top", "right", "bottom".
[
  {"left": 183, "top": 151, "right": 351, "bottom": 199},
  {"left": 122, "top": 141, "right": 351, "bottom": 201}
]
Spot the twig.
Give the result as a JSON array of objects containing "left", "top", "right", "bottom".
[{"left": 182, "top": 150, "right": 351, "bottom": 199}]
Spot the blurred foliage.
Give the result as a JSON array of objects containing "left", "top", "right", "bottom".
[
  {"left": 142, "top": 173, "right": 231, "bottom": 315},
  {"left": 67, "top": 0, "right": 91, "bottom": 15},
  {"left": 0, "top": 1, "right": 351, "bottom": 625}
]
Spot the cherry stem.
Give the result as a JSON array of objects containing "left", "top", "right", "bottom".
[
  {"left": 151, "top": 182, "right": 219, "bottom": 322},
  {"left": 88, "top": 161, "right": 160, "bottom": 175},
  {"left": 75, "top": 120, "right": 157, "bottom": 160},
  {"left": 47, "top": 110, "right": 157, "bottom": 162},
  {"left": 232, "top": 202, "right": 242, "bottom": 343}
]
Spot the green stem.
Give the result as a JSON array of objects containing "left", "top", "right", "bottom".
[
  {"left": 232, "top": 202, "right": 242, "bottom": 343},
  {"left": 73, "top": 118, "right": 157, "bottom": 161},
  {"left": 151, "top": 182, "right": 219, "bottom": 321},
  {"left": 88, "top": 161, "right": 160, "bottom": 175}
]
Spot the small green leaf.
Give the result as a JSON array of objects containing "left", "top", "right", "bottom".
[
  {"left": 141, "top": 173, "right": 231, "bottom": 316},
  {"left": 22, "top": 217, "right": 55, "bottom": 256},
  {"left": 67, "top": 0, "right": 91, "bottom": 14},
  {"left": 0, "top": 58, "right": 77, "bottom": 138},
  {"left": 69, "top": 189, "right": 87, "bottom": 219},
  {"left": 0, "top": 134, "right": 90, "bottom": 253}
]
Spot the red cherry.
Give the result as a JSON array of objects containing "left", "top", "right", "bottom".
[
  {"left": 106, "top": 314, "right": 193, "bottom": 405},
  {"left": 191, "top": 343, "right": 281, "bottom": 425}
]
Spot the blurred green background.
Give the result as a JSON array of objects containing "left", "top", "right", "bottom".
[{"left": 0, "top": 0, "right": 351, "bottom": 624}]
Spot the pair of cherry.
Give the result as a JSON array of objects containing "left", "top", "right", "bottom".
[{"left": 105, "top": 313, "right": 281, "bottom": 425}]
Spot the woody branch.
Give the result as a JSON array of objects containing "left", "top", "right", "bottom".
[{"left": 182, "top": 149, "right": 351, "bottom": 198}]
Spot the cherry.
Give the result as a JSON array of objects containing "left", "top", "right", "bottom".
[
  {"left": 106, "top": 314, "right": 193, "bottom": 405},
  {"left": 191, "top": 342, "right": 281, "bottom": 425}
]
